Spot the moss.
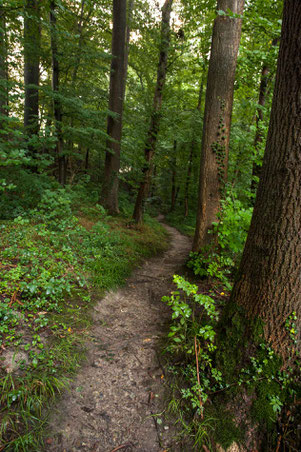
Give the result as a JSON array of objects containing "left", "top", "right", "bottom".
[
  {"left": 205, "top": 404, "right": 243, "bottom": 449},
  {"left": 213, "top": 298, "right": 301, "bottom": 451},
  {"left": 163, "top": 288, "right": 300, "bottom": 450}
]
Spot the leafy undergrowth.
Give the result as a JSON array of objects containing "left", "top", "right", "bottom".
[
  {"left": 164, "top": 211, "right": 196, "bottom": 237},
  {"left": 0, "top": 195, "right": 168, "bottom": 451},
  {"left": 161, "top": 275, "right": 301, "bottom": 451}
]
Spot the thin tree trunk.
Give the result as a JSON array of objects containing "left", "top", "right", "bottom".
[
  {"left": 123, "top": 0, "right": 134, "bottom": 99},
  {"left": 71, "top": 0, "right": 87, "bottom": 84},
  {"left": 132, "top": 0, "right": 173, "bottom": 224},
  {"left": 0, "top": 7, "right": 8, "bottom": 124},
  {"left": 67, "top": 1, "right": 94, "bottom": 177},
  {"left": 184, "top": 143, "right": 193, "bottom": 218},
  {"left": 184, "top": 79, "right": 204, "bottom": 218},
  {"left": 100, "top": 0, "right": 127, "bottom": 214},
  {"left": 230, "top": 0, "right": 301, "bottom": 358},
  {"left": 192, "top": 0, "right": 245, "bottom": 251},
  {"left": 149, "top": 164, "right": 157, "bottom": 198},
  {"left": 50, "top": 0, "right": 65, "bottom": 185},
  {"left": 250, "top": 65, "right": 269, "bottom": 195},
  {"left": 84, "top": 148, "right": 89, "bottom": 173},
  {"left": 24, "top": 0, "right": 40, "bottom": 144},
  {"left": 251, "top": 38, "right": 278, "bottom": 194},
  {"left": 170, "top": 141, "right": 177, "bottom": 212}
]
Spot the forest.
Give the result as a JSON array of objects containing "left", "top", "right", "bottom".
[{"left": 0, "top": 0, "right": 300, "bottom": 450}]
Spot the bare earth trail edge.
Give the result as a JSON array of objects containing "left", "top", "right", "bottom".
[{"left": 47, "top": 222, "right": 191, "bottom": 452}]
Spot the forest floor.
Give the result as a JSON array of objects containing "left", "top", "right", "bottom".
[{"left": 45, "top": 220, "right": 191, "bottom": 452}]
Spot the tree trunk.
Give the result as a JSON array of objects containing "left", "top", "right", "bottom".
[
  {"left": 184, "top": 143, "right": 193, "bottom": 218},
  {"left": 123, "top": 0, "right": 134, "bottom": 99},
  {"left": 230, "top": 0, "right": 301, "bottom": 358},
  {"left": 24, "top": 0, "right": 40, "bottom": 143},
  {"left": 192, "top": 0, "right": 245, "bottom": 251},
  {"left": 50, "top": 0, "right": 65, "bottom": 185},
  {"left": 71, "top": 0, "right": 88, "bottom": 85},
  {"left": 251, "top": 38, "right": 278, "bottom": 194},
  {"left": 170, "top": 141, "right": 177, "bottom": 212},
  {"left": 0, "top": 7, "right": 8, "bottom": 124},
  {"left": 132, "top": 0, "right": 173, "bottom": 224},
  {"left": 149, "top": 164, "right": 157, "bottom": 199},
  {"left": 84, "top": 148, "right": 89, "bottom": 173},
  {"left": 250, "top": 64, "right": 269, "bottom": 193},
  {"left": 184, "top": 79, "right": 204, "bottom": 218},
  {"left": 100, "top": 0, "right": 127, "bottom": 214}
]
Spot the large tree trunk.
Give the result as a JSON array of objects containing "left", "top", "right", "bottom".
[
  {"left": 192, "top": 0, "right": 245, "bottom": 251},
  {"left": 100, "top": 0, "right": 127, "bottom": 214},
  {"left": 230, "top": 0, "right": 301, "bottom": 358},
  {"left": 24, "top": 0, "right": 40, "bottom": 144},
  {"left": 132, "top": 0, "right": 173, "bottom": 224},
  {"left": 0, "top": 6, "right": 8, "bottom": 124},
  {"left": 50, "top": 0, "right": 66, "bottom": 185}
]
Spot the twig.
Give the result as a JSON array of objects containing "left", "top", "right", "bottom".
[
  {"left": 135, "top": 273, "right": 162, "bottom": 280},
  {"left": 110, "top": 443, "right": 133, "bottom": 452},
  {"left": 194, "top": 336, "right": 204, "bottom": 418},
  {"left": 150, "top": 409, "right": 163, "bottom": 448},
  {"left": 9, "top": 290, "right": 22, "bottom": 307},
  {"left": 275, "top": 434, "right": 281, "bottom": 452}
]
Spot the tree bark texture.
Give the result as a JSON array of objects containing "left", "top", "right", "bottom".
[
  {"left": 100, "top": 0, "right": 127, "bottom": 214},
  {"left": 132, "top": 0, "right": 173, "bottom": 224},
  {"left": 192, "top": 0, "right": 245, "bottom": 251},
  {"left": 50, "top": 0, "right": 66, "bottom": 185},
  {"left": 230, "top": 0, "right": 301, "bottom": 357},
  {"left": 24, "top": 0, "right": 40, "bottom": 139}
]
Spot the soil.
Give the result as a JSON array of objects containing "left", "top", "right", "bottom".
[{"left": 46, "top": 222, "right": 191, "bottom": 452}]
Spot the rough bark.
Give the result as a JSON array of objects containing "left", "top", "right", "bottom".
[
  {"left": 132, "top": 0, "right": 173, "bottom": 224},
  {"left": 24, "top": 0, "right": 40, "bottom": 141},
  {"left": 100, "top": 0, "right": 127, "bottom": 214},
  {"left": 231, "top": 0, "right": 301, "bottom": 357},
  {"left": 192, "top": 0, "right": 245, "bottom": 251},
  {"left": 50, "top": 0, "right": 66, "bottom": 185}
]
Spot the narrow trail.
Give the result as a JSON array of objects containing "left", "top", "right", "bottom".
[{"left": 47, "top": 223, "right": 191, "bottom": 452}]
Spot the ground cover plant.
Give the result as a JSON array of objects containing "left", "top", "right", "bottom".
[
  {"left": 1, "top": 0, "right": 300, "bottom": 450},
  {"left": 161, "top": 272, "right": 301, "bottom": 450},
  {"left": 0, "top": 187, "right": 168, "bottom": 451}
]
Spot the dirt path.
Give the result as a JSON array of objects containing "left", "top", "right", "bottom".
[{"left": 47, "top": 223, "right": 191, "bottom": 452}]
